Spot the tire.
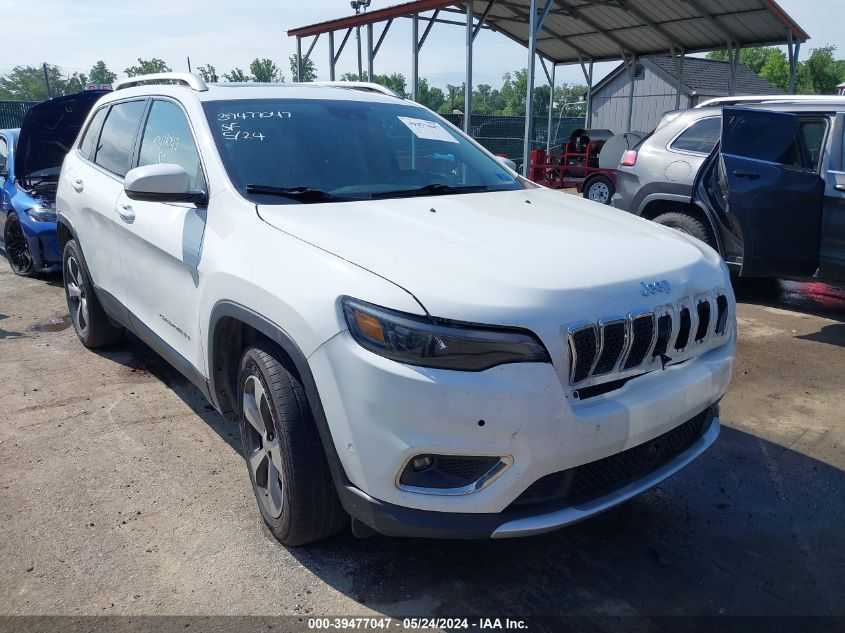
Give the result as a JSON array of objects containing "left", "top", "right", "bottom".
[
  {"left": 583, "top": 175, "right": 614, "bottom": 205},
  {"left": 238, "top": 342, "right": 347, "bottom": 546},
  {"left": 62, "top": 239, "right": 124, "bottom": 348},
  {"left": 652, "top": 211, "right": 718, "bottom": 251},
  {"left": 4, "top": 214, "right": 36, "bottom": 276}
]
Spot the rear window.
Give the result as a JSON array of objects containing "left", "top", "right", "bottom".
[
  {"left": 79, "top": 107, "right": 108, "bottom": 161},
  {"left": 800, "top": 119, "right": 828, "bottom": 171},
  {"left": 95, "top": 100, "right": 146, "bottom": 177},
  {"left": 670, "top": 117, "right": 721, "bottom": 154}
]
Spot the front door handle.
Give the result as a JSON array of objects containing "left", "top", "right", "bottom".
[
  {"left": 117, "top": 203, "right": 136, "bottom": 223},
  {"left": 732, "top": 169, "right": 760, "bottom": 180},
  {"left": 72, "top": 178, "right": 84, "bottom": 192},
  {"left": 835, "top": 184, "right": 845, "bottom": 192}
]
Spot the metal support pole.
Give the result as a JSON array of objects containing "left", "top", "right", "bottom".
[
  {"left": 728, "top": 42, "right": 738, "bottom": 96},
  {"left": 411, "top": 14, "right": 419, "bottom": 101},
  {"left": 367, "top": 23, "right": 374, "bottom": 81},
  {"left": 676, "top": 53, "right": 684, "bottom": 109},
  {"left": 522, "top": 0, "right": 539, "bottom": 176},
  {"left": 329, "top": 31, "right": 336, "bottom": 81},
  {"left": 622, "top": 55, "right": 636, "bottom": 132},
  {"left": 464, "top": 2, "right": 473, "bottom": 133},
  {"left": 787, "top": 31, "right": 800, "bottom": 95},
  {"left": 357, "top": 26, "right": 363, "bottom": 80},
  {"left": 296, "top": 37, "right": 303, "bottom": 82},
  {"left": 580, "top": 56, "right": 593, "bottom": 129},
  {"left": 42, "top": 62, "right": 51, "bottom": 98},
  {"left": 546, "top": 62, "right": 555, "bottom": 153}
]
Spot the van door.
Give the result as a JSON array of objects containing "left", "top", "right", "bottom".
[
  {"left": 720, "top": 107, "right": 824, "bottom": 277},
  {"left": 819, "top": 113, "right": 845, "bottom": 281}
]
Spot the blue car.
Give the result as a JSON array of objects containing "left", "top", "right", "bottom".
[{"left": 1, "top": 90, "right": 108, "bottom": 275}]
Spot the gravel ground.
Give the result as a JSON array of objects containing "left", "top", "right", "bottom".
[{"left": 0, "top": 261, "right": 843, "bottom": 621}]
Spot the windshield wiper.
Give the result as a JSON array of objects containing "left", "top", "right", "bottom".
[
  {"left": 370, "top": 183, "right": 489, "bottom": 199},
  {"left": 245, "top": 184, "right": 353, "bottom": 203}
]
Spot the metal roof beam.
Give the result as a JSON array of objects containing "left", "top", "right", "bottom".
[
  {"left": 616, "top": 0, "right": 684, "bottom": 51},
  {"left": 553, "top": 0, "right": 633, "bottom": 55},
  {"left": 417, "top": 9, "right": 441, "bottom": 50},
  {"left": 682, "top": 0, "right": 744, "bottom": 47},
  {"left": 372, "top": 18, "right": 393, "bottom": 57},
  {"left": 473, "top": 0, "right": 497, "bottom": 40}
]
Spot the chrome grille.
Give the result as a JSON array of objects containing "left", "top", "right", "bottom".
[{"left": 566, "top": 291, "right": 731, "bottom": 386}]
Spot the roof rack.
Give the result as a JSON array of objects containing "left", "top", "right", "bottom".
[
  {"left": 114, "top": 72, "right": 208, "bottom": 92},
  {"left": 306, "top": 81, "right": 402, "bottom": 98}
]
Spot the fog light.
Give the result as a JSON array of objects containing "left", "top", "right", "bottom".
[{"left": 412, "top": 456, "right": 433, "bottom": 471}]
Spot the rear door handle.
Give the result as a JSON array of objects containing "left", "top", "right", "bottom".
[
  {"left": 117, "top": 203, "right": 135, "bottom": 223},
  {"left": 732, "top": 170, "right": 760, "bottom": 180},
  {"left": 72, "top": 178, "right": 84, "bottom": 192}
]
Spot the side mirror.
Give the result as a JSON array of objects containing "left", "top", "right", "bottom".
[
  {"left": 124, "top": 164, "right": 207, "bottom": 205},
  {"left": 496, "top": 156, "right": 518, "bottom": 172}
]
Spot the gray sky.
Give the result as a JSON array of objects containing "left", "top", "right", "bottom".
[{"left": 4, "top": 0, "right": 843, "bottom": 90}]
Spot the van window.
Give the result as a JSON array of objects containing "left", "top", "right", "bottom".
[
  {"left": 79, "top": 107, "right": 108, "bottom": 161},
  {"left": 138, "top": 100, "right": 205, "bottom": 191},
  {"left": 95, "top": 100, "right": 146, "bottom": 177},
  {"left": 670, "top": 117, "right": 721, "bottom": 154}
]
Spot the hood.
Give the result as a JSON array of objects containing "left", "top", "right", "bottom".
[
  {"left": 15, "top": 90, "right": 109, "bottom": 181},
  {"left": 257, "top": 188, "right": 726, "bottom": 323}
]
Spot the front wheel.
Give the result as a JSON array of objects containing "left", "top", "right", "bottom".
[
  {"left": 4, "top": 214, "right": 35, "bottom": 276},
  {"left": 583, "top": 175, "right": 614, "bottom": 205},
  {"left": 652, "top": 211, "right": 717, "bottom": 251},
  {"left": 238, "top": 342, "right": 347, "bottom": 546}
]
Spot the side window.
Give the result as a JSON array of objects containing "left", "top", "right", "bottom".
[
  {"left": 670, "top": 117, "right": 721, "bottom": 154},
  {"left": 0, "top": 136, "right": 8, "bottom": 176},
  {"left": 79, "top": 107, "right": 108, "bottom": 161},
  {"left": 138, "top": 100, "right": 204, "bottom": 191},
  {"left": 799, "top": 119, "right": 828, "bottom": 171},
  {"left": 723, "top": 111, "right": 807, "bottom": 169},
  {"left": 95, "top": 100, "right": 147, "bottom": 177}
]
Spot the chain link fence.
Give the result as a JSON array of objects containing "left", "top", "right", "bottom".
[
  {"left": 442, "top": 114, "right": 585, "bottom": 169},
  {"left": 0, "top": 101, "right": 39, "bottom": 129}
]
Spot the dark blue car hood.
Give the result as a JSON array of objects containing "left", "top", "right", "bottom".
[{"left": 14, "top": 90, "right": 109, "bottom": 181}]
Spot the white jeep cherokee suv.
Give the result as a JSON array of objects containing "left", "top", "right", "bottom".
[{"left": 56, "top": 73, "right": 735, "bottom": 545}]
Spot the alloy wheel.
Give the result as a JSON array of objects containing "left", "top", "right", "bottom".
[
  {"left": 242, "top": 373, "right": 285, "bottom": 518},
  {"left": 5, "top": 216, "right": 34, "bottom": 274},
  {"left": 65, "top": 255, "right": 89, "bottom": 334}
]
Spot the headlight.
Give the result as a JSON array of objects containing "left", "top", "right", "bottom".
[
  {"left": 25, "top": 206, "right": 58, "bottom": 223},
  {"left": 342, "top": 297, "right": 550, "bottom": 371}
]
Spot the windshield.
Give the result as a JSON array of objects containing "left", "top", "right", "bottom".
[{"left": 203, "top": 98, "right": 523, "bottom": 203}]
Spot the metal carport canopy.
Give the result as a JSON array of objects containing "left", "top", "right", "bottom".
[{"left": 288, "top": 0, "right": 808, "bottom": 174}]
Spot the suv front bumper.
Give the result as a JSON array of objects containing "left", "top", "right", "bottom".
[{"left": 309, "top": 330, "right": 732, "bottom": 538}]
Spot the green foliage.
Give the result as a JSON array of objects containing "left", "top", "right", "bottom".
[
  {"left": 290, "top": 55, "right": 317, "bottom": 82},
  {"left": 415, "top": 78, "right": 445, "bottom": 112},
  {"left": 196, "top": 64, "right": 218, "bottom": 83},
  {"left": 88, "top": 60, "right": 117, "bottom": 85},
  {"left": 798, "top": 46, "right": 844, "bottom": 95},
  {"left": 250, "top": 58, "right": 283, "bottom": 83},
  {"left": 0, "top": 64, "right": 87, "bottom": 100},
  {"left": 371, "top": 73, "right": 407, "bottom": 96},
  {"left": 124, "top": 58, "right": 171, "bottom": 77},
  {"left": 708, "top": 45, "right": 845, "bottom": 94},
  {"left": 223, "top": 68, "right": 251, "bottom": 82}
]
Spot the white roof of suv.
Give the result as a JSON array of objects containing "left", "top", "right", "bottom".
[
  {"left": 112, "top": 72, "right": 404, "bottom": 103},
  {"left": 696, "top": 94, "right": 845, "bottom": 108}
]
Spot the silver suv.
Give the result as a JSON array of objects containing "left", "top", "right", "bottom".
[{"left": 611, "top": 107, "right": 721, "bottom": 223}]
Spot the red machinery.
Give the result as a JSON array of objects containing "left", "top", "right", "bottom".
[{"left": 528, "top": 129, "right": 617, "bottom": 204}]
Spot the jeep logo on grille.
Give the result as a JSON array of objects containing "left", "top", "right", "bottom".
[{"left": 640, "top": 280, "right": 672, "bottom": 296}]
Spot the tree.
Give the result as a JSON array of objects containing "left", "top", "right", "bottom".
[
  {"left": 415, "top": 78, "right": 445, "bottom": 111},
  {"left": 88, "top": 60, "right": 117, "bottom": 85},
  {"left": 125, "top": 58, "right": 171, "bottom": 77},
  {"left": 439, "top": 83, "right": 465, "bottom": 114},
  {"left": 371, "top": 73, "right": 406, "bottom": 96},
  {"left": 0, "top": 64, "right": 87, "bottom": 100},
  {"left": 798, "top": 46, "right": 843, "bottom": 95},
  {"left": 759, "top": 50, "right": 790, "bottom": 91},
  {"left": 250, "top": 58, "right": 283, "bottom": 83},
  {"left": 196, "top": 64, "right": 218, "bottom": 83},
  {"left": 223, "top": 68, "right": 251, "bottom": 82},
  {"left": 707, "top": 47, "right": 780, "bottom": 74},
  {"left": 289, "top": 55, "right": 317, "bottom": 82}
]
